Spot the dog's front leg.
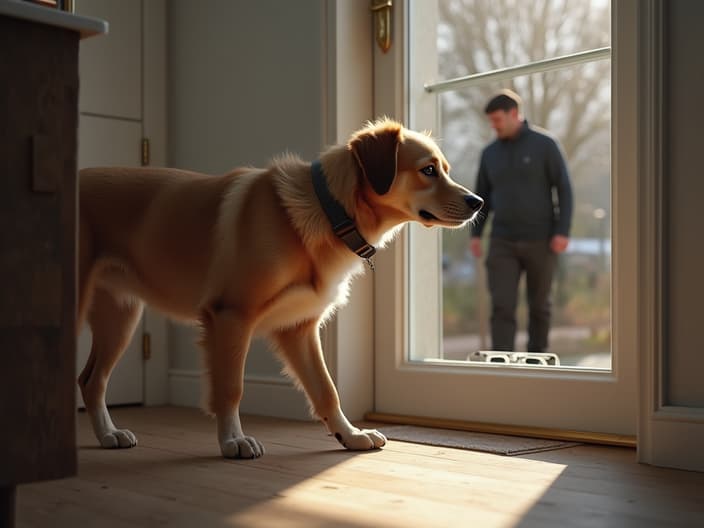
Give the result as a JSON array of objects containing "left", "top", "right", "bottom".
[
  {"left": 201, "top": 308, "right": 264, "bottom": 459},
  {"left": 273, "top": 320, "right": 386, "bottom": 450}
]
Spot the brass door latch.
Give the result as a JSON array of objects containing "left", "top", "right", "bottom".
[{"left": 371, "top": 0, "right": 392, "bottom": 53}]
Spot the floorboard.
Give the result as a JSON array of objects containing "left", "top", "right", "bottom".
[{"left": 15, "top": 406, "right": 704, "bottom": 528}]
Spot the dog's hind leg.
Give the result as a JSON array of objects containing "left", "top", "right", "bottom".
[
  {"left": 200, "top": 308, "right": 264, "bottom": 459},
  {"left": 77, "top": 220, "right": 95, "bottom": 333},
  {"left": 78, "top": 288, "right": 144, "bottom": 448},
  {"left": 272, "top": 320, "right": 386, "bottom": 451}
]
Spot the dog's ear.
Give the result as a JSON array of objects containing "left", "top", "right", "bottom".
[{"left": 349, "top": 122, "right": 401, "bottom": 195}]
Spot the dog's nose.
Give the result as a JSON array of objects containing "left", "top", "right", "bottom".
[{"left": 464, "top": 194, "right": 484, "bottom": 212}]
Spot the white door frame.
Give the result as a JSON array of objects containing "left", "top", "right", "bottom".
[{"left": 319, "top": 0, "right": 376, "bottom": 421}]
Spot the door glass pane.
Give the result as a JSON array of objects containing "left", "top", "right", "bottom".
[{"left": 409, "top": 0, "right": 612, "bottom": 369}]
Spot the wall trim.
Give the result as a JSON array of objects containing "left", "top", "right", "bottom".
[
  {"left": 141, "top": 0, "right": 169, "bottom": 406},
  {"left": 638, "top": 0, "right": 666, "bottom": 468}
]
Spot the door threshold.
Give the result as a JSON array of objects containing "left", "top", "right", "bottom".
[{"left": 364, "top": 412, "right": 636, "bottom": 448}]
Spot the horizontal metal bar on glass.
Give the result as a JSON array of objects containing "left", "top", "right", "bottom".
[{"left": 424, "top": 46, "right": 611, "bottom": 94}]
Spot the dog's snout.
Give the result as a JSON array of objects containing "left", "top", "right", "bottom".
[{"left": 464, "top": 194, "right": 484, "bottom": 212}]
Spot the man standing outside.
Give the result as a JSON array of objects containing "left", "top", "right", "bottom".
[{"left": 470, "top": 90, "right": 573, "bottom": 353}]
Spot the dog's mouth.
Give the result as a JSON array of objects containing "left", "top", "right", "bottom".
[
  {"left": 419, "top": 209, "right": 469, "bottom": 227},
  {"left": 419, "top": 209, "right": 439, "bottom": 222}
]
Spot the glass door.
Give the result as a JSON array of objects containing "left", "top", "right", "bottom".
[{"left": 374, "top": 0, "right": 638, "bottom": 435}]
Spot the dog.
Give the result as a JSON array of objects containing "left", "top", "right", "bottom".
[{"left": 77, "top": 118, "right": 483, "bottom": 458}]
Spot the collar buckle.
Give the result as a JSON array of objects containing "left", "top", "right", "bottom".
[{"left": 333, "top": 220, "right": 377, "bottom": 259}]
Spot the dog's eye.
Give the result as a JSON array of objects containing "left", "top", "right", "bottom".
[{"left": 420, "top": 165, "right": 437, "bottom": 177}]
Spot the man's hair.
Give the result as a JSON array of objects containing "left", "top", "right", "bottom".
[{"left": 484, "top": 89, "right": 522, "bottom": 114}]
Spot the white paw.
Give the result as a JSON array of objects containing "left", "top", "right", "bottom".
[
  {"left": 99, "top": 428, "right": 137, "bottom": 449},
  {"left": 334, "top": 428, "right": 387, "bottom": 450},
  {"left": 220, "top": 436, "right": 265, "bottom": 459}
]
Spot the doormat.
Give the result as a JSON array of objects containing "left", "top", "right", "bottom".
[{"left": 379, "top": 425, "right": 581, "bottom": 456}]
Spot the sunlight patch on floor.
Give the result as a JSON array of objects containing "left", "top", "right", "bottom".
[{"left": 227, "top": 451, "right": 567, "bottom": 528}]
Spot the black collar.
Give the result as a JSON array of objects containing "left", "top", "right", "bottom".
[{"left": 311, "top": 160, "right": 376, "bottom": 266}]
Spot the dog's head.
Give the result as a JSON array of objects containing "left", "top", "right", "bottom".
[{"left": 349, "top": 119, "right": 483, "bottom": 228}]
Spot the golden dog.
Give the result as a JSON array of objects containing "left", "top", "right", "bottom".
[{"left": 77, "top": 119, "right": 483, "bottom": 458}]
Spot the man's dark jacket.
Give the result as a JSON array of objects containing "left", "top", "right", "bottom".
[{"left": 471, "top": 121, "right": 573, "bottom": 240}]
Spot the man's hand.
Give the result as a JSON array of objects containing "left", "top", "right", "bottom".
[
  {"left": 470, "top": 237, "right": 483, "bottom": 258},
  {"left": 550, "top": 235, "right": 569, "bottom": 254}
]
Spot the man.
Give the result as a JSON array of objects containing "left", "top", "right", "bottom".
[{"left": 470, "top": 90, "right": 573, "bottom": 352}]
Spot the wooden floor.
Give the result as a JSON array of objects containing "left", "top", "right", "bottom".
[{"left": 16, "top": 406, "right": 704, "bottom": 528}]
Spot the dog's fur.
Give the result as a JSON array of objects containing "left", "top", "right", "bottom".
[{"left": 77, "top": 119, "right": 482, "bottom": 458}]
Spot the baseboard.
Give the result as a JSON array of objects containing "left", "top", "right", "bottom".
[
  {"left": 167, "top": 369, "right": 203, "bottom": 408},
  {"left": 167, "top": 369, "right": 312, "bottom": 421},
  {"left": 639, "top": 408, "right": 704, "bottom": 471}
]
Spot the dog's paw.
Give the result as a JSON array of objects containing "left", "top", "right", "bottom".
[
  {"left": 334, "top": 428, "right": 387, "bottom": 451},
  {"left": 99, "top": 428, "right": 138, "bottom": 449},
  {"left": 220, "top": 436, "right": 265, "bottom": 459}
]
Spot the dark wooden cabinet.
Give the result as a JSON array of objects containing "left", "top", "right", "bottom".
[{"left": 0, "top": 9, "right": 99, "bottom": 525}]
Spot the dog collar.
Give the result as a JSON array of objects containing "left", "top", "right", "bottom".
[{"left": 311, "top": 159, "right": 376, "bottom": 268}]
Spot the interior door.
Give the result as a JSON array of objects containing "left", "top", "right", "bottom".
[
  {"left": 373, "top": 0, "right": 638, "bottom": 437},
  {"left": 76, "top": 0, "right": 144, "bottom": 406}
]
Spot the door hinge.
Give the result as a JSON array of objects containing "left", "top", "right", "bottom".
[
  {"left": 142, "top": 332, "right": 152, "bottom": 361},
  {"left": 141, "top": 137, "right": 150, "bottom": 166}
]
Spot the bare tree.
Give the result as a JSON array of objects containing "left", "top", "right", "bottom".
[{"left": 437, "top": 0, "right": 611, "bottom": 197}]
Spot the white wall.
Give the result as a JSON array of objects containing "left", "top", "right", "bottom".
[
  {"left": 166, "top": 0, "right": 325, "bottom": 416},
  {"left": 165, "top": 0, "right": 375, "bottom": 421},
  {"left": 663, "top": 0, "right": 704, "bottom": 408},
  {"left": 637, "top": 0, "right": 704, "bottom": 472},
  {"left": 168, "top": 0, "right": 324, "bottom": 175}
]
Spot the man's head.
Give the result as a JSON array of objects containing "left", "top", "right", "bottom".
[{"left": 484, "top": 89, "right": 524, "bottom": 140}]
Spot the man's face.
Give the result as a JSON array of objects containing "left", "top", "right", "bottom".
[{"left": 487, "top": 108, "right": 519, "bottom": 139}]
